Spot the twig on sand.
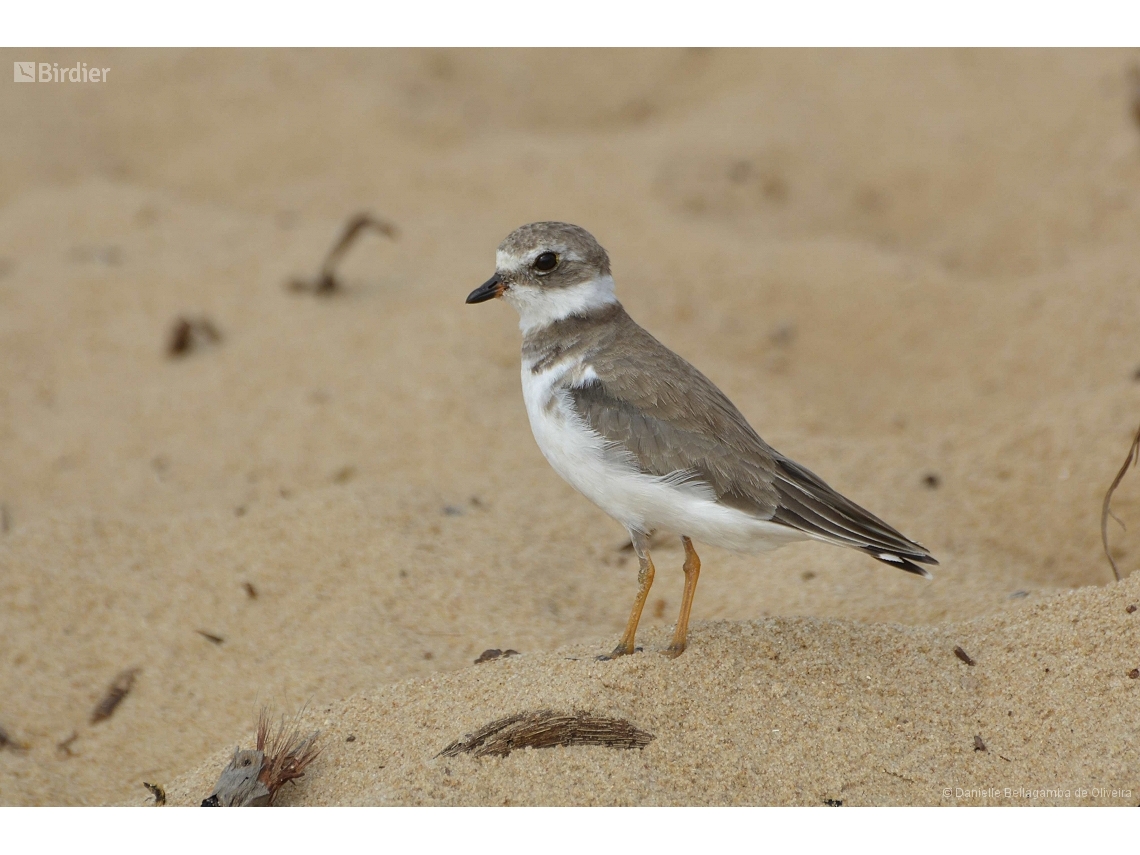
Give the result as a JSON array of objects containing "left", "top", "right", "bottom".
[
  {"left": 166, "top": 315, "right": 221, "bottom": 358},
  {"left": 438, "top": 709, "right": 655, "bottom": 759},
  {"left": 288, "top": 212, "right": 398, "bottom": 295},
  {"left": 57, "top": 731, "right": 79, "bottom": 756},
  {"left": 201, "top": 708, "right": 321, "bottom": 806},
  {"left": 953, "top": 646, "right": 976, "bottom": 666},
  {"left": 474, "top": 648, "right": 519, "bottom": 664},
  {"left": 1130, "top": 65, "right": 1140, "bottom": 129},
  {"left": 91, "top": 668, "right": 140, "bottom": 724},
  {"left": 0, "top": 723, "right": 29, "bottom": 752},
  {"left": 1101, "top": 421, "right": 1140, "bottom": 582}
]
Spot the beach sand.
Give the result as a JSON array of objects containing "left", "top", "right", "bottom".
[{"left": 0, "top": 48, "right": 1138, "bottom": 805}]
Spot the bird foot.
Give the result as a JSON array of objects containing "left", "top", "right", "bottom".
[{"left": 596, "top": 645, "right": 643, "bottom": 661}]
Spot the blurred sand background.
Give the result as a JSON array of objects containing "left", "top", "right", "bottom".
[{"left": 1, "top": 49, "right": 1139, "bottom": 806}]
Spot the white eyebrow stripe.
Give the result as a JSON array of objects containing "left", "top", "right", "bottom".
[{"left": 496, "top": 249, "right": 525, "bottom": 273}]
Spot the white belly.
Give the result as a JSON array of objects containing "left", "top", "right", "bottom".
[{"left": 520, "top": 361, "right": 807, "bottom": 553}]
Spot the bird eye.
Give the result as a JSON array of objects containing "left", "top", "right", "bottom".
[{"left": 534, "top": 251, "right": 558, "bottom": 273}]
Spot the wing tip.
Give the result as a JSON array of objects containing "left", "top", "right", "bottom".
[{"left": 871, "top": 550, "right": 936, "bottom": 578}]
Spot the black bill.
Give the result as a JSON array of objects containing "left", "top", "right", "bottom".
[{"left": 466, "top": 272, "right": 503, "bottom": 304}]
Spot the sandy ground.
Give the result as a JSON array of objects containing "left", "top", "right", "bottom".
[{"left": 1, "top": 49, "right": 1139, "bottom": 806}]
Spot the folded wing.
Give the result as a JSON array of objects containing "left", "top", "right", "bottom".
[{"left": 567, "top": 313, "right": 936, "bottom": 576}]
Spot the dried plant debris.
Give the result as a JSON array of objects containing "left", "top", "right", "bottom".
[
  {"left": 167, "top": 318, "right": 193, "bottom": 355},
  {"left": 288, "top": 212, "right": 398, "bottom": 295},
  {"left": 1101, "top": 421, "right": 1140, "bottom": 582},
  {"left": 438, "top": 710, "right": 655, "bottom": 759},
  {"left": 91, "top": 668, "right": 140, "bottom": 724},
  {"left": 196, "top": 630, "right": 225, "bottom": 645},
  {"left": 474, "top": 648, "right": 519, "bottom": 664},
  {"left": 953, "top": 646, "right": 977, "bottom": 666},
  {"left": 202, "top": 708, "right": 321, "bottom": 806},
  {"left": 254, "top": 710, "right": 321, "bottom": 800},
  {"left": 57, "top": 731, "right": 79, "bottom": 756},
  {"left": 143, "top": 782, "right": 166, "bottom": 806},
  {"left": 167, "top": 315, "right": 222, "bottom": 358},
  {"left": 0, "top": 724, "right": 29, "bottom": 752},
  {"left": 974, "top": 734, "right": 987, "bottom": 752},
  {"left": 1130, "top": 65, "right": 1140, "bottom": 128}
]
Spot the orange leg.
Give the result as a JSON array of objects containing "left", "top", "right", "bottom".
[
  {"left": 664, "top": 536, "right": 701, "bottom": 658},
  {"left": 602, "top": 532, "right": 655, "bottom": 659}
]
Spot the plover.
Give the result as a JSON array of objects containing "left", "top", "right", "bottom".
[{"left": 467, "top": 222, "right": 936, "bottom": 658}]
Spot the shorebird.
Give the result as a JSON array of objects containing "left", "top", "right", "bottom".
[{"left": 466, "top": 222, "right": 936, "bottom": 658}]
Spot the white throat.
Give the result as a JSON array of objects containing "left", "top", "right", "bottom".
[{"left": 505, "top": 274, "right": 618, "bottom": 334}]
